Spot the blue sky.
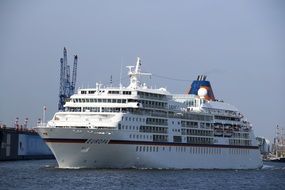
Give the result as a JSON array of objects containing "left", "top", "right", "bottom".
[{"left": 0, "top": 0, "right": 284, "bottom": 141}]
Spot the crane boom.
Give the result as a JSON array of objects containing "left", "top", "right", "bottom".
[
  {"left": 58, "top": 48, "right": 78, "bottom": 111},
  {"left": 71, "top": 55, "right": 78, "bottom": 95}
]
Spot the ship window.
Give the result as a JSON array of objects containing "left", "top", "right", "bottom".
[
  {"left": 139, "top": 146, "right": 142, "bottom": 152},
  {"left": 98, "top": 99, "right": 102, "bottom": 103},
  {"left": 143, "top": 146, "right": 145, "bottom": 152},
  {"left": 123, "top": 91, "right": 131, "bottom": 95},
  {"left": 129, "top": 134, "right": 132, "bottom": 138}
]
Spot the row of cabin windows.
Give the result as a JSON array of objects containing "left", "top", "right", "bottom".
[
  {"left": 187, "top": 137, "right": 214, "bottom": 144},
  {"left": 229, "top": 148, "right": 250, "bottom": 155},
  {"left": 102, "top": 107, "right": 121, "bottom": 112},
  {"left": 108, "top": 91, "right": 131, "bottom": 95},
  {"left": 138, "top": 100, "right": 167, "bottom": 108},
  {"left": 122, "top": 116, "right": 145, "bottom": 123},
  {"left": 214, "top": 115, "right": 240, "bottom": 121},
  {"left": 73, "top": 98, "right": 127, "bottom": 103},
  {"left": 118, "top": 125, "right": 139, "bottom": 131},
  {"left": 134, "top": 146, "right": 243, "bottom": 155},
  {"left": 153, "top": 134, "right": 168, "bottom": 142},
  {"left": 182, "top": 114, "right": 213, "bottom": 122},
  {"left": 146, "top": 118, "right": 168, "bottom": 126},
  {"left": 80, "top": 90, "right": 104, "bottom": 94},
  {"left": 182, "top": 129, "right": 213, "bottom": 136},
  {"left": 66, "top": 107, "right": 141, "bottom": 113},
  {"left": 171, "top": 121, "right": 180, "bottom": 125},
  {"left": 232, "top": 133, "right": 250, "bottom": 139},
  {"left": 66, "top": 107, "right": 121, "bottom": 112},
  {"left": 181, "top": 121, "right": 199, "bottom": 127},
  {"left": 136, "top": 146, "right": 159, "bottom": 152},
  {"left": 200, "top": 122, "right": 213, "bottom": 128},
  {"left": 129, "top": 134, "right": 152, "bottom": 140},
  {"left": 137, "top": 91, "right": 166, "bottom": 100},
  {"left": 139, "top": 126, "right": 168, "bottom": 134},
  {"left": 229, "top": 139, "right": 251, "bottom": 146}
]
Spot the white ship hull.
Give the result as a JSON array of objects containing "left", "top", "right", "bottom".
[
  {"left": 36, "top": 127, "right": 263, "bottom": 169},
  {"left": 36, "top": 58, "right": 263, "bottom": 169}
]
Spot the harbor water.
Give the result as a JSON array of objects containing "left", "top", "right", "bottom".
[{"left": 1, "top": 160, "right": 285, "bottom": 190}]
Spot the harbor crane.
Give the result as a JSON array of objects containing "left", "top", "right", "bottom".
[{"left": 58, "top": 47, "right": 78, "bottom": 111}]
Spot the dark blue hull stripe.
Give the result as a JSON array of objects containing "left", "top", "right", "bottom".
[
  {"left": 109, "top": 140, "right": 259, "bottom": 149},
  {"left": 44, "top": 138, "right": 259, "bottom": 149},
  {"left": 44, "top": 138, "right": 87, "bottom": 143}
]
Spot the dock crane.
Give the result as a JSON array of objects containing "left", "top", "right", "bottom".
[{"left": 58, "top": 47, "right": 78, "bottom": 111}]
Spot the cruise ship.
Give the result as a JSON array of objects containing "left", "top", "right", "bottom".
[{"left": 35, "top": 58, "right": 263, "bottom": 169}]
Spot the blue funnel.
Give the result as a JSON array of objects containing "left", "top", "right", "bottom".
[{"left": 187, "top": 75, "right": 215, "bottom": 100}]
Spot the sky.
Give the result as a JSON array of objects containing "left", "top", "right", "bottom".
[{"left": 0, "top": 0, "right": 284, "bottom": 141}]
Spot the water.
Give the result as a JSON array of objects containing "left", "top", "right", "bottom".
[{"left": 1, "top": 160, "right": 285, "bottom": 190}]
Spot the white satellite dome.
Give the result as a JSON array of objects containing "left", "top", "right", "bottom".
[{"left": 198, "top": 87, "right": 207, "bottom": 97}]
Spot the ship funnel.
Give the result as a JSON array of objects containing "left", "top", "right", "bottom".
[{"left": 186, "top": 75, "right": 215, "bottom": 101}]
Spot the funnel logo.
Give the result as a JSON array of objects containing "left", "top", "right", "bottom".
[{"left": 187, "top": 75, "right": 215, "bottom": 101}]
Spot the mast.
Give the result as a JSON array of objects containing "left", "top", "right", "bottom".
[{"left": 126, "top": 57, "right": 151, "bottom": 89}]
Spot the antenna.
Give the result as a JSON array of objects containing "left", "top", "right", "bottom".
[
  {"left": 110, "top": 75, "right": 113, "bottom": 86},
  {"left": 119, "top": 57, "right": 123, "bottom": 88},
  {"left": 42, "top": 106, "right": 46, "bottom": 124}
]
